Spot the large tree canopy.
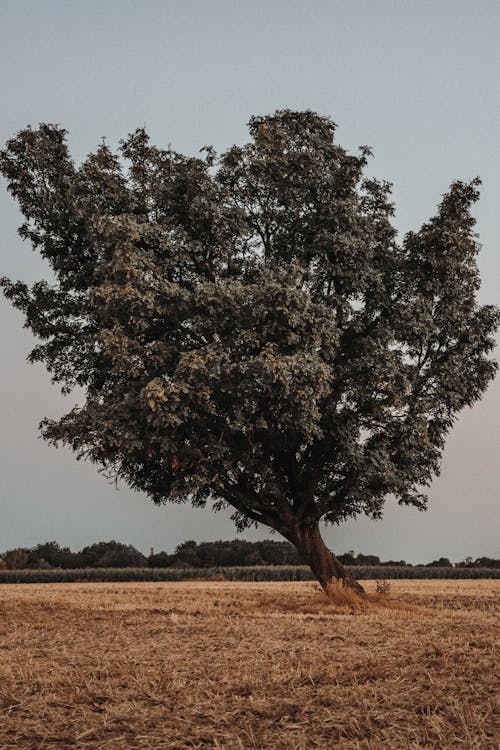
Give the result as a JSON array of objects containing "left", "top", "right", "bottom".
[{"left": 1, "top": 110, "right": 498, "bottom": 592}]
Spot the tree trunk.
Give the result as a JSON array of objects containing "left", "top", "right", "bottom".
[{"left": 286, "top": 522, "right": 365, "bottom": 596}]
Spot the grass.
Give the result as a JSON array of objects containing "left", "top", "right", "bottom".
[{"left": 0, "top": 579, "right": 498, "bottom": 748}]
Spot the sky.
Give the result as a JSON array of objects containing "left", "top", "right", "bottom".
[{"left": 0, "top": 0, "right": 498, "bottom": 564}]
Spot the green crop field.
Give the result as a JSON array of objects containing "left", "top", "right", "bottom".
[{"left": 0, "top": 565, "right": 498, "bottom": 584}]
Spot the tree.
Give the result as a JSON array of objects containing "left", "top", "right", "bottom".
[
  {"left": 79, "top": 541, "right": 146, "bottom": 568},
  {"left": 147, "top": 550, "right": 176, "bottom": 568},
  {"left": 27, "top": 541, "right": 78, "bottom": 569},
  {"left": 4, "top": 549, "right": 28, "bottom": 570},
  {"left": 472, "top": 557, "right": 500, "bottom": 569},
  {"left": 355, "top": 554, "right": 381, "bottom": 566},
  {"left": 426, "top": 557, "right": 453, "bottom": 568},
  {"left": 1, "top": 111, "right": 498, "bottom": 594},
  {"left": 173, "top": 540, "right": 201, "bottom": 568}
]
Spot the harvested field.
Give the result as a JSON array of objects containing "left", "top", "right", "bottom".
[{"left": 0, "top": 580, "right": 498, "bottom": 749}]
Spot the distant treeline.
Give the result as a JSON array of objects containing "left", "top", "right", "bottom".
[{"left": 1, "top": 539, "right": 498, "bottom": 571}]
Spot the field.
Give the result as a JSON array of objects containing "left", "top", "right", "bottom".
[
  {"left": 1, "top": 565, "right": 499, "bottom": 584},
  {"left": 0, "top": 581, "right": 498, "bottom": 749}
]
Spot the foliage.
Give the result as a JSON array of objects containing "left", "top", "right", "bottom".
[
  {"left": 0, "top": 540, "right": 147, "bottom": 569},
  {"left": 172, "top": 539, "right": 301, "bottom": 567},
  {"left": 78, "top": 541, "right": 147, "bottom": 568},
  {"left": 147, "top": 551, "right": 176, "bottom": 568},
  {"left": 427, "top": 557, "right": 453, "bottom": 568},
  {"left": 26, "top": 541, "right": 79, "bottom": 569},
  {"left": 4, "top": 548, "right": 28, "bottom": 570},
  {"left": 1, "top": 111, "right": 498, "bottom": 587},
  {"left": 1, "top": 538, "right": 497, "bottom": 574}
]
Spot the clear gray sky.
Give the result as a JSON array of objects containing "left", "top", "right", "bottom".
[{"left": 0, "top": 0, "right": 498, "bottom": 563}]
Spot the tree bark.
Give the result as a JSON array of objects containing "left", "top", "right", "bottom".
[{"left": 286, "top": 522, "right": 365, "bottom": 596}]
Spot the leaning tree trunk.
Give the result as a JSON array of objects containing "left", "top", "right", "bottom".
[{"left": 286, "top": 522, "right": 365, "bottom": 596}]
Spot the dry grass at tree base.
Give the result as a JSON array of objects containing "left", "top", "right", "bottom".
[{"left": 0, "top": 581, "right": 498, "bottom": 749}]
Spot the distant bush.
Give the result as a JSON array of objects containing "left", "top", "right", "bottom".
[
  {"left": 426, "top": 557, "right": 453, "bottom": 568},
  {"left": 381, "top": 560, "right": 411, "bottom": 567},
  {"left": 147, "top": 551, "right": 176, "bottom": 568},
  {"left": 172, "top": 539, "right": 301, "bottom": 567},
  {"left": 4, "top": 548, "right": 29, "bottom": 570},
  {"left": 27, "top": 541, "right": 80, "bottom": 569},
  {"left": 78, "top": 541, "right": 147, "bottom": 568},
  {"left": 468, "top": 557, "right": 500, "bottom": 569}
]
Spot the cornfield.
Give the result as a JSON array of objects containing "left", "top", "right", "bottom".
[{"left": 0, "top": 564, "right": 498, "bottom": 584}]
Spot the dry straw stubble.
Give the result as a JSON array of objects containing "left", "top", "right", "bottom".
[{"left": 0, "top": 579, "right": 498, "bottom": 749}]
